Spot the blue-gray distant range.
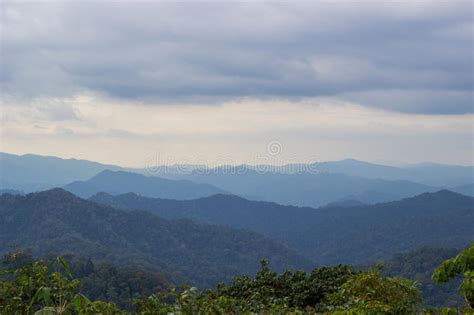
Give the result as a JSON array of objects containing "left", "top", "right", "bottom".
[
  {"left": 89, "top": 189, "right": 474, "bottom": 266},
  {"left": 1, "top": 152, "right": 473, "bottom": 207},
  {"left": 64, "top": 170, "right": 227, "bottom": 200}
]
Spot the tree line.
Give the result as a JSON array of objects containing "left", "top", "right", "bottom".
[{"left": 1, "top": 244, "right": 472, "bottom": 314}]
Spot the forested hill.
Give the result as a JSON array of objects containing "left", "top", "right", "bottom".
[
  {"left": 90, "top": 192, "right": 318, "bottom": 235},
  {"left": 0, "top": 152, "right": 124, "bottom": 191},
  {"left": 181, "top": 168, "right": 437, "bottom": 207},
  {"left": 382, "top": 247, "right": 464, "bottom": 307},
  {"left": 63, "top": 170, "right": 226, "bottom": 199},
  {"left": 91, "top": 190, "right": 474, "bottom": 265},
  {"left": 0, "top": 189, "right": 310, "bottom": 287}
]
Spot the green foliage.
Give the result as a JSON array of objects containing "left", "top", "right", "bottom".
[
  {"left": 433, "top": 243, "right": 474, "bottom": 309},
  {"left": 0, "top": 251, "right": 77, "bottom": 314},
  {"left": 134, "top": 261, "right": 423, "bottom": 314},
  {"left": 3, "top": 249, "right": 474, "bottom": 314},
  {"left": 382, "top": 247, "right": 464, "bottom": 307},
  {"left": 62, "top": 255, "right": 170, "bottom": 310},
  {"left": 325, "top": 266, "right": 422, "bottom": 314},
  {"left": 0, "top": 250, "right": 123, "bottom": 315},
  {"left": 134, "top": 286, "right": 304, "bottom": 314},
  {"left": 211, "top": 259, "right": 355, "bottom": 310}
]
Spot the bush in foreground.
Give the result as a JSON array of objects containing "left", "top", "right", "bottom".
[{"left": 1, "top": 244, "right": 473, "bottom": 314}]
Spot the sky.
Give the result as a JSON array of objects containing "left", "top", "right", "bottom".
[{"left": 1, "top": 0, "right": 473, "bottom": 167}]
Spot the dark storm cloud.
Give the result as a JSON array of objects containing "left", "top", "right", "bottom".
[{"left": 1, "top": 1, "right": 472, "bottom": 113}]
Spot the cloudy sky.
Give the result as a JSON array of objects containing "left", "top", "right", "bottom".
[{"left": 1, "top": 0, "right": 473, "bottom": 166}]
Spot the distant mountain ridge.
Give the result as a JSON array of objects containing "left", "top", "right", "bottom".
[
  {"left": 158, "top": 159, "right": 473, "bottom": 187},
  {"left": 64, "top": 170, "right": 228, "bottom": 199},
  {"left": 0, "top": 188, "right": 310, "bottom": 287},
  {"left": 309, "top": 159, "right": 474, "bottom": 187},
  {"left": 2, "top": 152, "right": 472, "bottom": 207},
  {"left": 451, "top": 183, "right": 474, "bottom": 197},
  {"left": 176, "top": 168, "right": 438, "bottom": 207},
  {"left": 0, "top": 189, "right": 24, "bottom": 196},
  {"left": 91, "top": 189, "right": 474, "bottom": 265},
  {"left": 0, "top": 152, "right": 125, "bottom": 191}
]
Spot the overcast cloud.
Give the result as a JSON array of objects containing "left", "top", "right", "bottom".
[
  {"left": 1, "top": 1, "right": 473, "bottom": 166},
  {"left": 2, "top": 1, "right": 473, "bottom": 114}
]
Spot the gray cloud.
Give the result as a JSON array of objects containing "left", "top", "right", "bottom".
[
  {"left": 1, "top": 1, "right": 472, "bottom": 113},
  {"left": 36, "top": 103, "right": 79, "bottom": 121}
]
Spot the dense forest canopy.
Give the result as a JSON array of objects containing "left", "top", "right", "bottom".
[
  {"left": 91, "top": 189, "right": 474, "bottom": 265},
  {"left": 1, "top": 244, "right": 473, "bottom": 314},
  {"left": 0, "top": 189, "right": 309, "bottom": 287}
]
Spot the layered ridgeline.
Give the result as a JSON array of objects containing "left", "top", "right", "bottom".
[
  {"left": 3, "top": 152, "right": 473, "bottom": 206},
  {"left": 451, "top": 183, "right": 474, "bottom": 197},
  {"left": 64, "top": 168, "right": 440, "bottom": 207},
  {"left": 91, "top": 190, "right": 474, "bottom": 265},
  {"left": 304, "top": 159, "right": 473, "bottom": 187},
  {"left": 0, "top": 189, "right": 310, "bottom": 287},
  {"left": 62, "top": 167, "right": 441, "bottom": 208},
  {"left": 184, "top": 167, "right": 439, "bottom": 207},
  {"left": 64, "top": 170, "right": 227, "bottom": 199},
  {"left": 0, "top": 152, "right": 124, "bottom": 192}
]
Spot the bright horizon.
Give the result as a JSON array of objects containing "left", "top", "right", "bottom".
[{"left": 1, "top": 149, "right": 473, "bottom": 169}]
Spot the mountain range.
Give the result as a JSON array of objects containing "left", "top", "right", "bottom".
[
  {"left": 64, "top": 170, "right": 227, "bottom": 199},
  {"left": 3, "top": 152, "right": 472, "bottom": 207},
  {"left": 91, "top": 189, "right": 474, "bottom": 265},
  {"left": 65, "top": 167, "right": 444, "bottom": 207},
  {"left": 175, "top": 167, "right": 439, "bottom": 207},
  {"left": 0, "top": 189, "right": 309, "bottom": 287},
  {"left": 0, "top": 152, "right": 124, "bottom": 191}
]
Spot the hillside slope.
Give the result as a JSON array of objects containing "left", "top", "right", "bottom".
[
  {"left": 0, "top": 152, "right": 124, "bottom": 191},
  {"left": 0, "top": 189, "right": 310, "bottom": 287},
  {"left": 92, "top": 190, "right": 474, "bottom": 265},
  {"left": 64, "top": 170, "right": 227, "bottom": 199},
  {"left": 178, "top": 167, "right": 437, "bottom": 207}
]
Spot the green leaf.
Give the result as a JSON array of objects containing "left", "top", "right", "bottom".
[
  {"left": 73, "top": 293, "right": 91, "bottom": 310},
  {"left": 58, "top": 256, "right": 73, "bottom": 279},
  {"left": 29, "top": 286, "right": 52, "bottom": 309}
]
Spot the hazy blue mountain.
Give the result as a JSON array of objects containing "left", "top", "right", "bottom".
[
  {"left": 315, "top": 159, "right": 474, "bottom": 187},
  {"left": 64, "top": 170, "right": 228, "bottom": 199},
  {"left": 322, "top": 198, "right": 367, "bottom": 208},
  {"left": 0, "top": 189, "right": 309, "bottom": 287},
  {"left": 339, "top": 190, "right": 399, "bottom": 204},
  {"left": 177, "top": 166, "right": 437, "bottom": 207},
  {"left": 153, "top": 159, "right": 473, "bottom": 188},
  {"left": 313, "top": 159, "right": 404, "bottom": 178},
  {"left": 0, "top": 152, "right": 124, "bottom": 191},
  {"left": 275, "top": 190, "right": 474, "bottom": 265},
  {"left": 0, "top": 189, "right": 24, "bottom": 195},
  {"left": 402, "top": 163, "right": 474, "bottom": 187},
  {"left": 3, "top": 152, "right": 471, "bottom": 206},
  {"left": 91, "top": 190, "right": 474, "bottom": 266},
  {"left": 451, "top": 183, "right": 474, "bottom": 197},
  {"left": 90, "top": 192, "right": 319, "bottom": 236}
]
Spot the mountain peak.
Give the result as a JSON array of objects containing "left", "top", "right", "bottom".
[
  {"left": 0, "top": 187, "right": 310, "bottom": 288},
  {"left": 90, "top": 191, "right": 115, "bottom": 198},
  {"left": 27, "top": 187, "right": 82, "bottom": 202},
  {"left": 423, "top": 189, "right": 465, "bottom": 198},
  {"left": 399, "top": 189, "right": 472, "bottom": 205},
  {"left": 94, "top": 169, "right": 129, "bottom": 177},
  {"left": 65, "top": 169, "right": 226, "bottom": 199}
]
